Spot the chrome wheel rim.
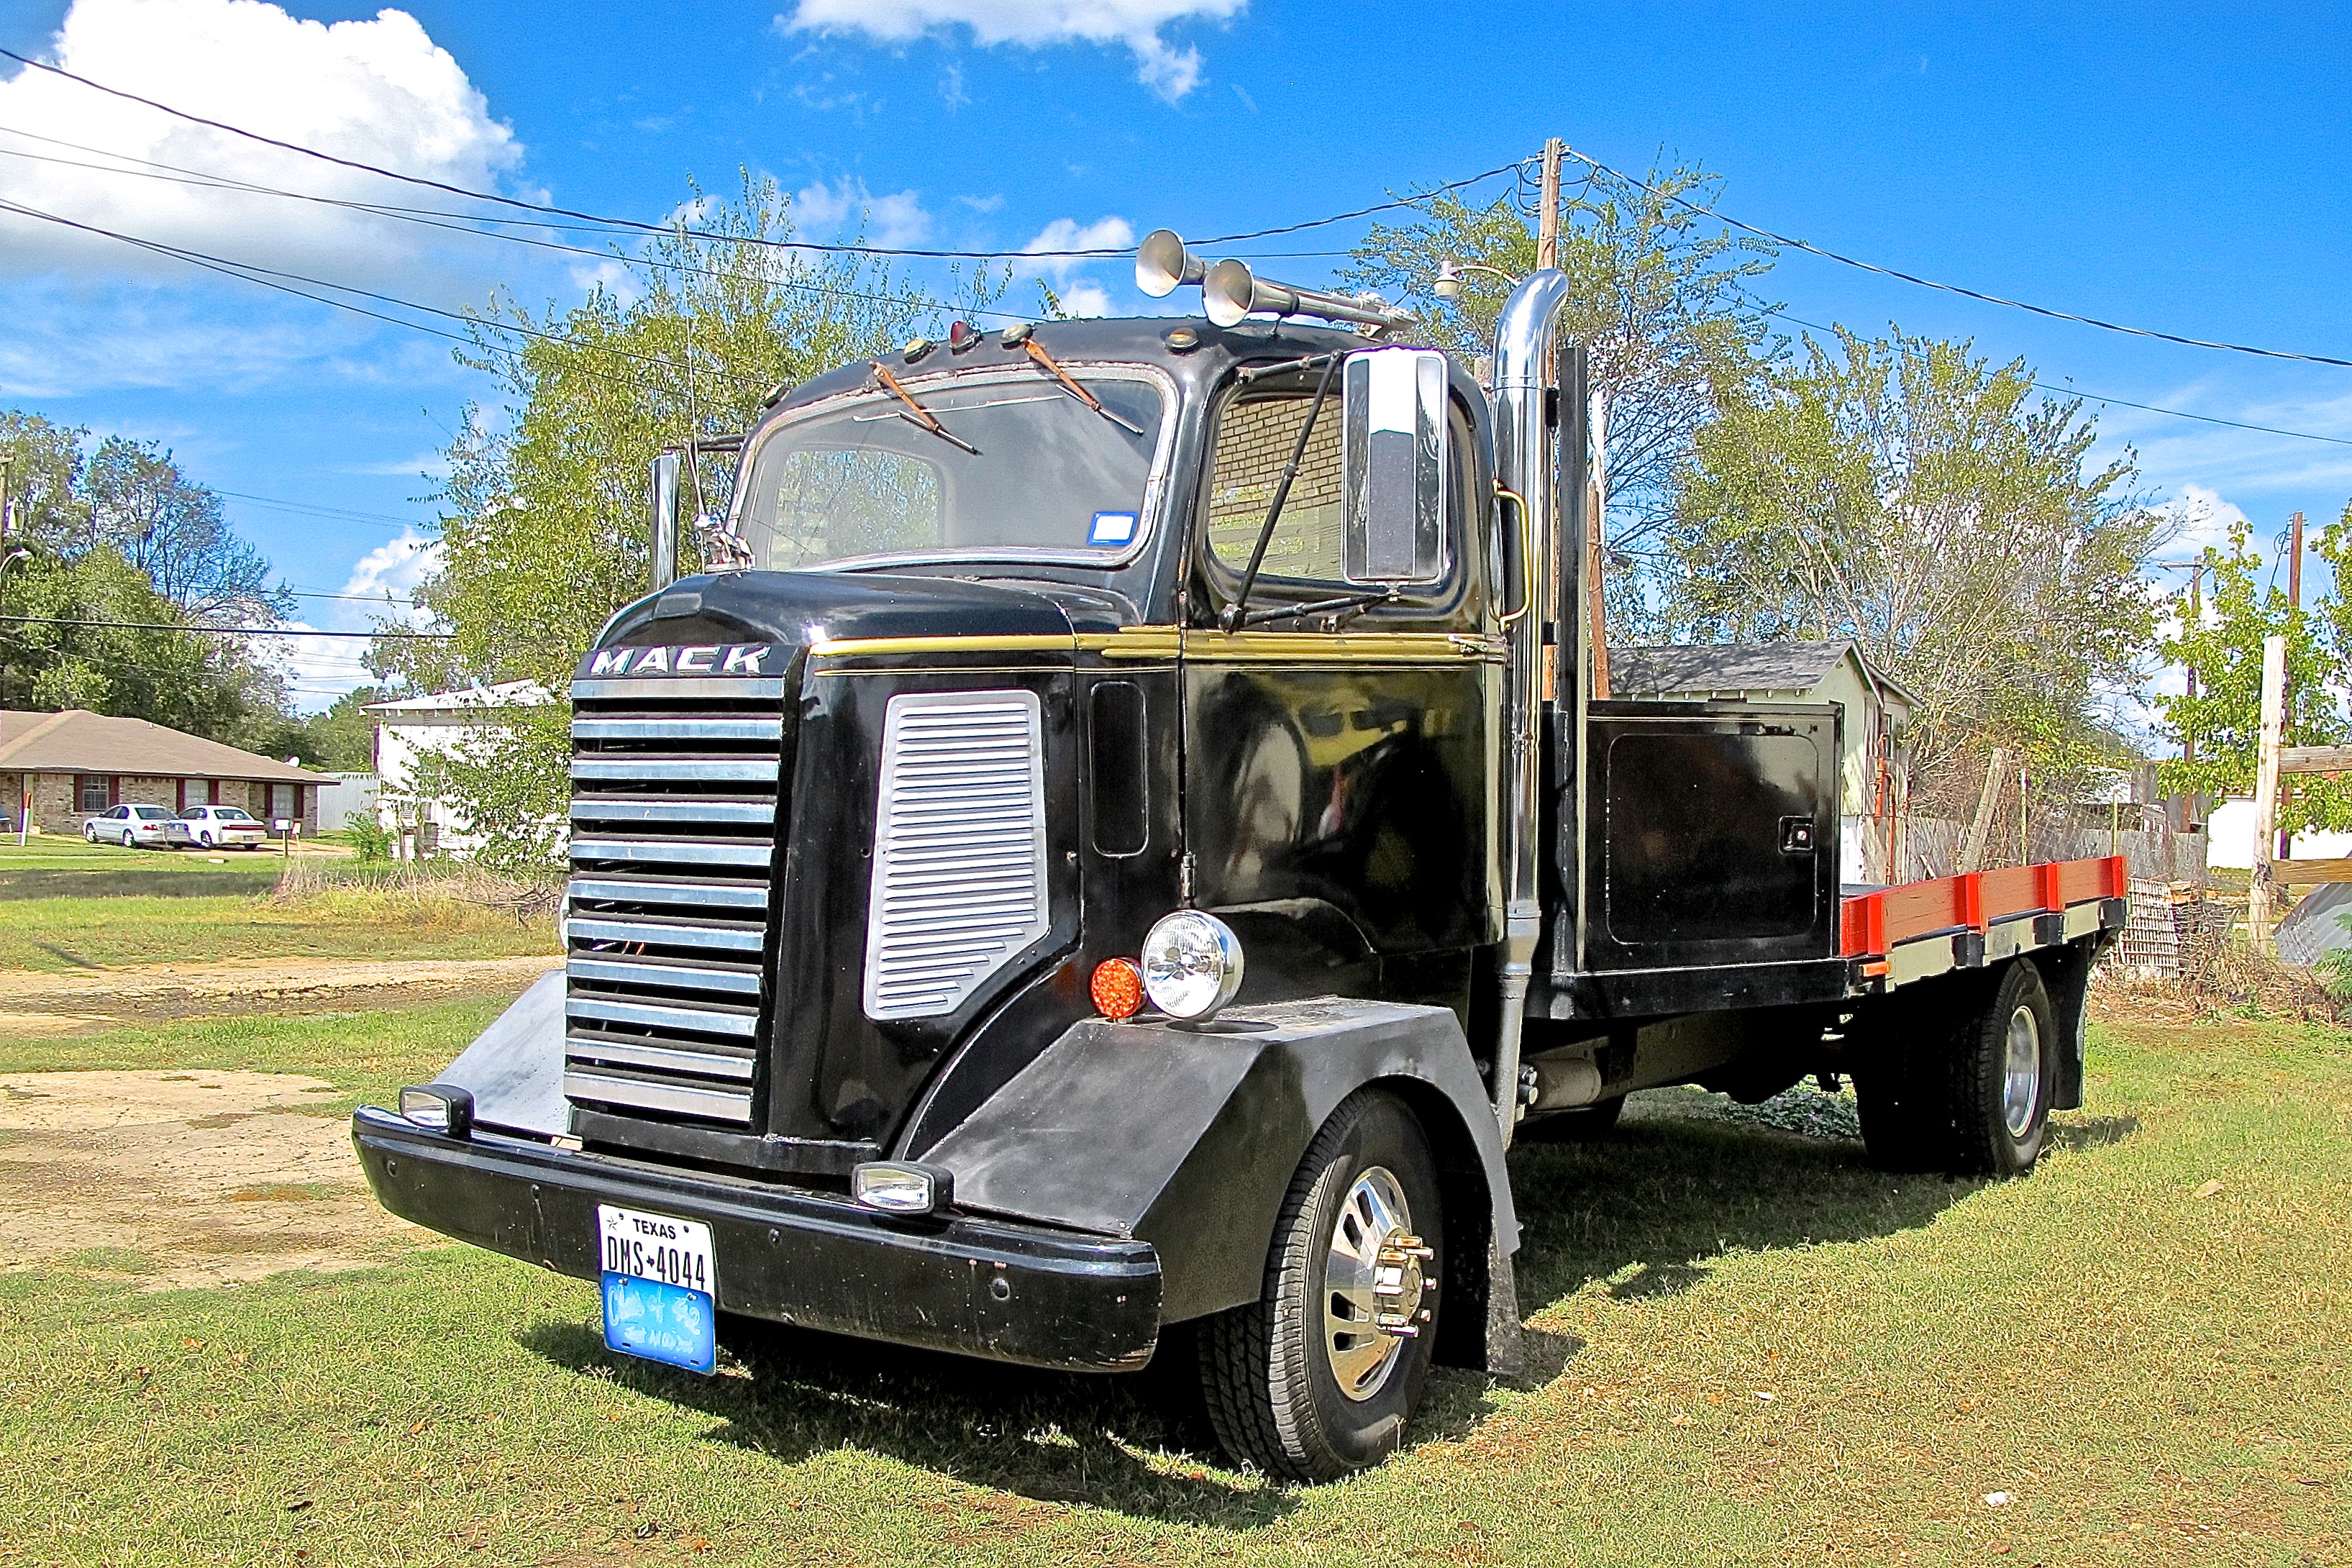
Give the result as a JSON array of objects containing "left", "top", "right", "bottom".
[
  {"left": 1322, "top": 1166, "right": 1417, "bottom": 1402},
  {"left": 2002, "top": 1004, "right": 2042, "bottom": 1140}
]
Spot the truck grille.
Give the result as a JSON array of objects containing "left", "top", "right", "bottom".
[{"left": 562, "top": 672, "right": 786, "bottom": 1128}]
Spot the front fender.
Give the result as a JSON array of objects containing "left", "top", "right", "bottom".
[
  {"left": 915, "top": 996, "right": 1520, "bottom": 1369},
  {"left": 432, "top": 969, "right": 570, "bottom": 1136}
]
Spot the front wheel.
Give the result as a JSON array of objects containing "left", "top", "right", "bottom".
[
  {"left": 1199, "top": 1088, "right": 1442, "bottom": 1481},
  {"left": 84, "top": 826, "right": 97, "bottom": 843}
]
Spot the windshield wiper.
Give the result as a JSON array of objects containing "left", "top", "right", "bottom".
[
  {"left": 1222, "top": 348, "right": 1343, "bottom": 632},
  {"left": 870, "top": 361, "right": 980, "bottom": 456},
  {"left": 1021, "top": 337, "right": 1146, "bottom": 436}
]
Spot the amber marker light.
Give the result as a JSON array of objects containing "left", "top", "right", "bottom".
[{"left": 1090, "top": 958, "right": 1146, "bottom": 1021}]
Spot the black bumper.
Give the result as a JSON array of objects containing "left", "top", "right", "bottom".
[{"left": 352, "top": 1108, "right": 1162, "bottom": 1371}]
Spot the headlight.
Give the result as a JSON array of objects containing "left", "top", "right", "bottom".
[
  {"left": 1140, "top": 910, "right": 1244, "bottom": 1021},
  {"left": 852, "top": 1162, "right": 953, "bottom": 1216},
  {"left": 397, "top": 1082, "right": 475, "bottom": 1138}
]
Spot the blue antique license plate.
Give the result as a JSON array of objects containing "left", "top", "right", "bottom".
[{"left": 597, "top": 1204, "right": 717, "bottom": 1375}]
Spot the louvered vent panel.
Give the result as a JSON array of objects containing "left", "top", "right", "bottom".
[
  {"left": 562, "top": 670, "right": 785, "bottom": 1129},
  {"left": 863, "top": 690, "right": 1049, "bottom": 1021}
]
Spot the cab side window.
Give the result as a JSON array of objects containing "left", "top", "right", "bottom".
[
  {"left": 1203, "top": 393, "right": 1344, "bottom": 583},
  {"left": 1200, "top": 371, "right": 1482, "bottom": 626}
]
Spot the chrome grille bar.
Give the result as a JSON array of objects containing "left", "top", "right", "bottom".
[
  {"left": 569, "top": 799, "right": 776, "bottom": 826},
  {"left": 567, "top": 877, "right": 767, "bottom": 911},
  {"left": 567, "top": 916, "right": 765, "bottom": 953},
  {"left": 565, "top": 994, "right": 759, "bottom": 1037},
  {"left": 567, "top": 956, "right": 762, "bottom": 995}
]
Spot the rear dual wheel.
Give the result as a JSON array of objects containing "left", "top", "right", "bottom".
[
  {"left": 1200, "top": 1089, "right": 1443, "bottom": 1481},
  {"left": 1857, "top": 960, "right": 2055, "bottom": 1177}
]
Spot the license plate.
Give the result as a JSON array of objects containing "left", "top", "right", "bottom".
[{"left": 596, "top": 1204, "right": 716, "bottom": 1375}]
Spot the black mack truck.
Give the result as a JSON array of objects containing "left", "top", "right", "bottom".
[{"left": 354, "top": 232, "right": 2127, "bottom": 1480}]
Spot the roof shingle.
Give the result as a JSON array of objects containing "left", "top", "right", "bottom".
[{"left": 0, "top": 709, "right": 334, "bottom": 784}]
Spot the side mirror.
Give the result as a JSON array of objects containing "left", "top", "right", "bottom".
[{"left": 1341, "top": 347, "right": 1449, "bottom": 583}]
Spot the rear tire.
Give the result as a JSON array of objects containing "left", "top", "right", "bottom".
[
  {"left": 1200, "top": 1088, "right": 1442, "bottom": 1481},
  {"left": 1948, "top": 960, "right": 2056, "bottom": 1177},
  {"left": 1856, "top": 962, "right": 2056, "bottom": 1178}
]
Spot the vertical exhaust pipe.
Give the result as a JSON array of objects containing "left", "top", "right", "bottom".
[
  {"left": 649, "top": 450, "right": 681, "bottom": 593},
  {"left": 1486, "top": 270, "right": 1572, "bottom": 1147}
]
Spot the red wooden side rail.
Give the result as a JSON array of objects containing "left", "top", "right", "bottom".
[{"left": 1838, "top": 855, "right": 2128, "bottom": 957}]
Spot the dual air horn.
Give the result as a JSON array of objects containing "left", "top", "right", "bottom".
[{"left": 1134, "top": 229, "right": 1415, "bottom": 333}]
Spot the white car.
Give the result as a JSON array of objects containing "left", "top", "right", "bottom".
[
  {"left": 178, "top": 804, "right": 271, "bottom": 850},
  {"left": 83, "top": 803, "right": 196, "bottom": 848}
]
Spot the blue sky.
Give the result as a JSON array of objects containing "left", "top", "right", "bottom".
[{"left": 1, "top": 0, "right": 2348, "bottom": 710}]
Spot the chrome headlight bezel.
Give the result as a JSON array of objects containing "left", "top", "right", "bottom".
[{"left": 1140, "top": 910, "right": 1245, "bottom": 1021}]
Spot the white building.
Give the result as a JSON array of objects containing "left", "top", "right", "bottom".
[
  {"left": 2203, "top": 796, "right": 2352, "bottom": 870},
  {"left": 366, "top": 681, "right": 554, "bottom": 858}
]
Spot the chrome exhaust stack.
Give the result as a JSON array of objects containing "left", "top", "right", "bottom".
[{"left": 1486, "top": 270, "right": 1573, "bottom": 1147}]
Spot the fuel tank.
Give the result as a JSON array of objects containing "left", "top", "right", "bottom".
[{"left": 562, "top": 569, "right": 1100, "bottom": 1180}]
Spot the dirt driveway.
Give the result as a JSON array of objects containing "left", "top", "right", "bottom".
[
  {"left": 0, "top": 953, "right": 561, "bottom": 1287},
  {"left": 0, "top": 953, "right": 561, "bottom": 1032},
  {"left": 0, "top": 1068, "right": 421, "bottom": 1288}
]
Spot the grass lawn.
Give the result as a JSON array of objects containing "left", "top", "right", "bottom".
[
  {"left": 0, "top": 839, "right": 557, "bottom": 972},
  {"left": 0, "top": 1006, "right": 2344, "bottom": 1565}
]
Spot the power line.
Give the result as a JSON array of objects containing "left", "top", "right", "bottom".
[
  {"left": 0, "top": 194, "right": 665, "bottom": 389},
  {"left": 0, "top": 122, "right": 1367, "bottom": 267},
  {"left": 1765, "top": 306, "right": 2352, "bottom": 447},
  {"left": 212, "top": 490, "right": 430, "bottom": 527},
  {"left": 1567, "top": 144, "right": 2352, "bottom": 370},
  {"left": 0, "top": 46, "right": 1516, "bottom": 260},
  {"left": 0, "top": 614, "right": 448, "bottom": 638}
]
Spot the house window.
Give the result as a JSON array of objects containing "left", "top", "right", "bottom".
[
  {"left": 268, "top": 783, "right": 294, "bottom": 824},
  {"left": 77, "top": 776, "right": 109, "bottom": 813}
]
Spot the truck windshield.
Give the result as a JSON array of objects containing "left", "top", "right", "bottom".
[{"left": 732, "top": 368, "right": 1167, "bottom": 570}]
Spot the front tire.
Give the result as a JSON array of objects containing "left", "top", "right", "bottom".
[{"left": 1200, "top": 1088, "right": 1442, "bottom": 1481}]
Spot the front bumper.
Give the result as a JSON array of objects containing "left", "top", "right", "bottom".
[{"left": 352, "top": 1108, "right": 1162, "bottom": 1371}]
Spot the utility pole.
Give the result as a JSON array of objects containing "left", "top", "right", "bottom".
[
  {"left": 2280, "top": 511, "right": 2305, "bottom": 862},
  {"left": 2250, "top": 634, "right": 2287, "bottom": 952},
  {"left": 1536, "top": 138, "right": 1563, "bottom": 270},
  {"left": 2183, "top": 562, "right": 2201, "bottom": 763}
]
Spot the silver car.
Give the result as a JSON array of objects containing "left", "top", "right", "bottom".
[{"left": 83, "top": 803, "right": 195, "bottom": 848}]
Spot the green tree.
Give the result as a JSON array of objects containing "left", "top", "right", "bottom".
[
  {"left": 301, "top": 685, "right": 386, "bottom": 773},
  {"left": 2156, "top": 514, "right": 2352, "bottom": 829},
  {"left": 1670, "top": 326, "right": 2163, "bottom": 802},
  {"left": 1339, "top": 158, "right": 1777, "bottom": 631},
  {"left": 377, "top": 173, "right": 938, "bottom": 867},
  {"left": 1, "top": 411, "right": 301, "bottom": 747}
]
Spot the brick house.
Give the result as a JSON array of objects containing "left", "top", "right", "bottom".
[{"left": 0, "top": 708, "right": 336, "bottom": 837}]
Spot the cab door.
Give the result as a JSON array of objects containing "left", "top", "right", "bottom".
[{"left": 1180, "top": 351, "right": 1503, "bottom": 1007}]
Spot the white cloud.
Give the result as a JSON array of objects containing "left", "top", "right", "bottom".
[
  {"left": 793, "top": 178, "right": 931, "bottom": 247},
  {"left": 1021, "top": 215, "right": 1132, "bottom": 275},
  {"left": 2146, "top": 483, "right": 2252, "bottom": 564},
  {"left": 336, "top": 450, "right": 450, "bottom": 479},
  {"left": 274, "top": 527, "right": 444, "bottom": 711},
  {"left": 1014, "top": 216, "right": 1129, "bottom": 315},
  {"left": 0, "top": 0, "right": 519, "bottom": 281},
  {"left": 1054, "top": 282, "right": 1113, "bottom": 318},
  {"left": 779, "top": 0, "right": 1244, "bottom": 100}
]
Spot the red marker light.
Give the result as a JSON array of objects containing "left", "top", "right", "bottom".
[{"left": 1090, "top": 958, "right": 1145, "bottom": 1021}]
